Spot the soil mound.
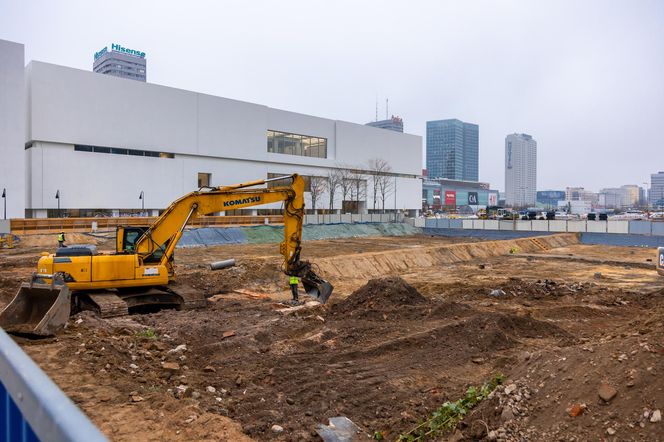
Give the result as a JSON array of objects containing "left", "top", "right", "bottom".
[{"left": 334, "top": 276, "right": 426, "bottom": 314}]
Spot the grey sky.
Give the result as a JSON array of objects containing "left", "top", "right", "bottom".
[{"left": 1, "top": 0, "right": 662, "bottom": 192}]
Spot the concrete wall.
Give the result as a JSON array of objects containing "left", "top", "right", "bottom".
[
  {"left": 417, "top": 218, "right": 664, "bottom": 236},
  {"left": 0, "top": 40, "right": 25, "bottom": 218}
]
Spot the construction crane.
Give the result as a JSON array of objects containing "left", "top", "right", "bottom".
[{"left": 0, "top": 174, "right": 332, "bottom": 335}]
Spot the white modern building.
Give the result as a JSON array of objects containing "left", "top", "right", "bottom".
[
  {"left": 504, "top": 133, "right": 537, "bottom": 207},
  {"left": 598, "top": 185, "right": 643, "bottom": 209},
  {"left": 0, "top": 39, "right": 422, "bottom": 219}
]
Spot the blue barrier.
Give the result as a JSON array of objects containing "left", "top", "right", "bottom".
[{"left": 0, "top": 328, "right": 107, "bottom": 442}]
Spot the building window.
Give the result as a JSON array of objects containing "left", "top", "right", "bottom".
[
  {"left": 267, "top": 130, "right": 327, "bottom": 158},
  {"left": 198, "top": 173, "right": 211, "bottom": 188},
  {"left": 74, "top": 144, "right": 174, "bottom": 158}
]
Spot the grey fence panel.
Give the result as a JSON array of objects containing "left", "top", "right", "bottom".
[
  {"left": 652, "top": 222, "right": 664, "bottom": 236},
  {"left": 628, "top": 221, "right": 652, "bottom": 235},
  {"left": 437, "top": 219, "right": 450, "bottom": 228},
  {"left": 449, "top": 219, "right": 463, "bottom": 229},
  {"left": 0, "top": 328, "right": 107, "bottom": 442}
]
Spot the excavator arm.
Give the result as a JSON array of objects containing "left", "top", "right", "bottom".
[{"left": 133, "top": 174, "right": 332, "bottom": 302}]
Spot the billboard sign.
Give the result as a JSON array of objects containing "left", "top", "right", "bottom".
[
  {"left": 488, "top": 193, "right": 498, "bottom": 206},
  {"left": 468, "top": 192, "right": 478, "bottom": 205},
  {"left": 444, "top": 190, "right": 456, "bottom": 206}
]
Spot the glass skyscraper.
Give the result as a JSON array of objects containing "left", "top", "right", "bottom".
[{"left": 426, "top": 119, "right": 479, "bottom": 181}]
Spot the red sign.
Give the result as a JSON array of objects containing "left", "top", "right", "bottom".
[{"left": 444, "top": 190, "right": 456, "bottom": 206}]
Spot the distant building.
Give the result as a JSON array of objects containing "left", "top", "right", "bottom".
[
  {"left": 558, "top": 200, "right": 592, "bottom": 215},
  {"left": 365, "top": 116, "right": 403, "bottom": 132},
  {"left": 598, "top": 185, "right": 642, "bottom": 209},
  {"left": 504, "top": 133, "right": 537, "bottom": 207},
  {"left": 650, "top": 171, "right": 664, "bottom": 207},
  {"left": 93, "top": 43, "right": 147, "bottom": 82},
  {"left": 426, "top": 119, "right": 479, "bottom": 181},
  {"left": 536, "top": 190, "right": 565, "bottom": 209},
  {"left": 422, "top": 178, "right": 497, "bottom": 212},
  {"left": 565, "top": 187, "right": 598, "bottom": 205}
]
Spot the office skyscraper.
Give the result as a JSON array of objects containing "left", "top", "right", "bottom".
[
  {"left": 505, "top": 133, "right": 537, "bottom": 207},
  {"left": 93, "top": 43, "right": 147, "bottom": 82},
  {"left": 426, "top": 119, "right": 478, "bottom": 181},
  {"left": 650, "top": 171, "right": 664, "bottom": 207}
]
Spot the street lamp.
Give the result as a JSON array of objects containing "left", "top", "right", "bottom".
[
  {"left": 139, "top": 191, "right": 145, "bottom": 215},
  {"left": 55, "top": 190, "right": 60, "bottom": 218},
  {"left": 2, "top": 188, "right": 6, "bottom": 220}
]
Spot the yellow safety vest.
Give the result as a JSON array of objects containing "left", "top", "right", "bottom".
[
  {"left": 58, "top": 233, "right": 65, "bottom": 242},
  {"left": 289, "top": 276, "right": 299, "bottom": 285}
]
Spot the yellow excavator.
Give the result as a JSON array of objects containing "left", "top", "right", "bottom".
[{"left": 0, "top": 174, "right": 332, "bottom": 335}]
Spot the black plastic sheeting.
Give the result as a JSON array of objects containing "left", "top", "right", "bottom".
[{"left": 178, "top": 227, "right": 247, "bottom": 248}]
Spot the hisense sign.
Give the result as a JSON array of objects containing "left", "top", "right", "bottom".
[{"left": 94, "top": 43, "right": 146, "bottom": 60}]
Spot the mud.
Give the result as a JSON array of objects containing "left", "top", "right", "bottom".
[{"left": 1, "top": 233, "right": 663, "bottom": 441}]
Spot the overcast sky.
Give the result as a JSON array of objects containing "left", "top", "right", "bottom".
[{"left": 1, "top": 0, "right": 662, "bottom": 192}]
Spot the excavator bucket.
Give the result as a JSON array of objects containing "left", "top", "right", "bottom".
[
  {"left": 0, "top": 280, "right": 71, "bottom": 336},
  {"left": 301, "top": 271, "right": 333, "bottom": 304}
]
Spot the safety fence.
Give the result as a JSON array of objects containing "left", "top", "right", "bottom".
[
  {"left": 10, "top": 215, "right": 284, "bottom": 234},
  {"left": 409, "top": 218, "right": 664, "bottom": 236},
  {"left": 0, "top": 328, "right": 107, "bottom": 442}
]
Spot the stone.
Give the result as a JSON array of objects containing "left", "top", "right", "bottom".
[
  {"left": 594, "top": 272, "right": 602, "bottom": 279},
  {"left": 487, "top": 430, "right": 497, "bottom": 441},
  {"left": 504, "top": 384, "right": 517, "bottom": 395},
  {"left": 129, "top": 363, "right": 139, "bottom": 370},
  {"left": 606, "top": 428, "right": 616, "bottom": 435},
  {"left": 271, "top": 425, "right": 284, "bottom": 433},
  {"left": 191, "top": 391, "right": 201, "bottom": 400},
  {"left": 162, "top": 362, "right": 180, "bottom": 371},
  {"left": 215, "top": 397, "right": 222, "bottom": 403},
  {"left": 501, "top": 407, "right": 515, "bottom": 422},
  {"left": 130, "top": 395, "right": 144, "bottom": 402},
  {"left": 598, "top": 383, "right": 617, "bottom": 402},
  {"left": 235, "top": 376, "right": 243, "bottom": 386},
  {"left": 490, "top": 289, "right": 507, "bottom": 297},
  {"left": 286, "top": 397, "right": 295, "bottom": 405},
  {"left": 568, "top": 404, "right": 585, "bottom": 417},
  {"left": 203, "top": 365, "right": 216, "bottom": 373},
  {"left": 206, "top": 386, "right": 216, "bottom": 393},
  {"left": 168, "top": 344, "right": 187, "bottom": 354},
  {"left": 650, "top": 410, "right": 661, "bottom": 423}
]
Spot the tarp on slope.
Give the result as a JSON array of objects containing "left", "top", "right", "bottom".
[{"left": 178, "top": 227, "right": 247, "bottom": 248}]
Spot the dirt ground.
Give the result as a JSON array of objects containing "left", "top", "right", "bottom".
[{"left": 1, "top": 233, "right": 663, "bottom": 441}]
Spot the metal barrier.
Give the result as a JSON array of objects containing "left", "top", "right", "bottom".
[{"left": 0, "top": 328, "right": 107, "bottom": 442}]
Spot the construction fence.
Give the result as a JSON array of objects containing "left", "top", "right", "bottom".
[
  {"left": 408, "top": 218, "right": 664, "bottom": 236},
  {"left": 0, "top": 328, "right": 106, "bottom": 442}
]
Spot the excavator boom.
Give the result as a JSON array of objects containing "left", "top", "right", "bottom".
[{"left": 0, "top": 174, "right": 332, "bottom": 336}]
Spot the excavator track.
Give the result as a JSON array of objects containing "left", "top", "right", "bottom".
[{"left": 78, "top": 287, "right": 207, "bottom": 318}]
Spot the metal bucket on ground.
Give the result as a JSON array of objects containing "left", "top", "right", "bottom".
[{"left": 0, "top": 275, "right": 71, "bottom": 336}]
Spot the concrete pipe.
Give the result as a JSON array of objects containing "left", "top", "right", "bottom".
[{"left": 210, "top": 259, "right": 236, "bottom": 271}]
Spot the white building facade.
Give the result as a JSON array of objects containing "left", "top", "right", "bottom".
[
  {"left": 1, "top": 40, "right": 422, "bottom": 219},
  {"left": 504, "top": 133, "right": 537, "bottom": 207}
]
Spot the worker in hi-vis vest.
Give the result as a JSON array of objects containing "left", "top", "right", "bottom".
[
  {"left": 289, "top": 275, "right": 300, "bottom": 305},
  {"left": 57, "top": 232, "right": 66, "bottom": 248}
]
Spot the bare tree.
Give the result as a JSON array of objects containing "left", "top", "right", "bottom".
[
  {"left": 368, "top": 158, "right": 391, "bottom": 211},
  {"left": 308, "top": 176, "right": 326, "bottom": 214},
  {"left": 349, "top": 170, "right": 366, "bottom": 213},
  {"left": 378, "top": 169, "right": 395, "bottom": 213},
  {"left": 326, "top": 169, "right": 341, "bottom": 211},
  {"left": 336, "top": 165, "right": 354, "bottom": 210}
]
